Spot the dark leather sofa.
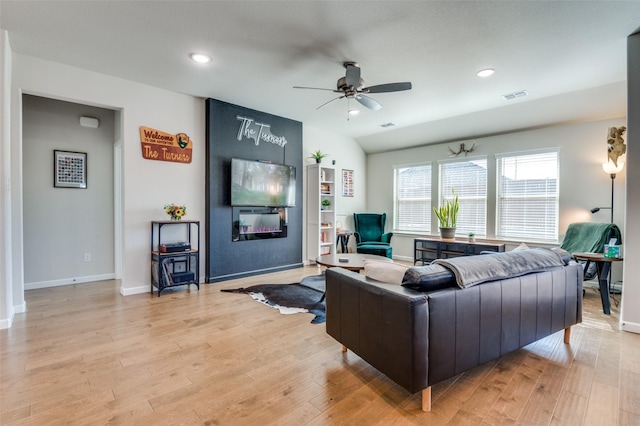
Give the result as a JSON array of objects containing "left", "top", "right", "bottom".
[{"left": 325, "top": 257, "right": 583, "bottom": 412}]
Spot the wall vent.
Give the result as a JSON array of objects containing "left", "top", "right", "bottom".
[{"left": 502, "top": 90, "right": 528, "bottom": 100}]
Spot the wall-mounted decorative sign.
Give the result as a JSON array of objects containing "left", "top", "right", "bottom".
[
  {"left": 607, "top": 126, "right": 626, "bottom": 166},
  {"left": 342, "top": 169, "right": 354, "bottom": 197},
  {"left": 139, "top": 126, "right": 193, "bottom": 163},
  {"left": 236, "top": 115, "right": 288, "bottom": 147},
  {"left": 54, "top": 150, "right": 87, "bottom": 188}
]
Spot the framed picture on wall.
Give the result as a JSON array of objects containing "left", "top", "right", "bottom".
[
  {"left": 342, "top": 169, "right": 354, "bottom": 197},
  {"left": 54, "top": 150, "right": 87, "bottom": 188}
]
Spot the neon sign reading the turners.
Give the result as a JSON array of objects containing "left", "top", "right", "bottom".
[{"left": 236, "top": 116, "right": 288, "bottom": 147}]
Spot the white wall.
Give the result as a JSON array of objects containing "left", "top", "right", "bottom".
[
  {"left": 302, "top": 126, "right": 367, "bottom": 255},
  {"left": 0, "top": 30, "right": 14, "bottom": 329},
  {"left": 621, "top": 32, "right": 640, "bottom": 333},
  {"left": 22, "top": 95, "right": 115, "bottom": 289},
  {"left": 10, "top": 54, "right": 206, "bottom": 299},
  {"left": 368, "top": 118, "right": 627, "bottom": 282}
]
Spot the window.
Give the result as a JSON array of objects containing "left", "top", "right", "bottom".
[
  {"left": 394, "top": 164, "right": 431, "bottom": 232},
  {"left": 496, "top": 150, "right": 559, "bottom": 241},
  {"left": 438, "top": 159, "right": 487, "bottom": 236}
]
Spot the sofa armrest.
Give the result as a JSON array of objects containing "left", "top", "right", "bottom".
[{"left": 325, "top": 267, "right": 429, "bottom": 393}]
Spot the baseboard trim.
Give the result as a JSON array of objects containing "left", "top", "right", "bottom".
[
  {"left": 14, "top": 301, "right": 26, "bottom": 313},
  {"left": 620, "top": 320, "right": 640, "bottom": 334},
  {"left": 0, "top": 315, "right": 12, "bottom": 330},
  {"left": 25, "top": 274, "right": 116, "bottom": 290},
  {"left": 120, "top": 285, "right": 150, "bottom": 296}
]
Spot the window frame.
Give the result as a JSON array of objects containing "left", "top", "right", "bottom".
[
  {"left": 437, "top": 156, "right": 488, "bottom": 237},
  {"left": 393, "top": 162, "right": 432, "bottom": 233},
  {"left": 495, "top": 149, "right": 560, "bottom": 242}
]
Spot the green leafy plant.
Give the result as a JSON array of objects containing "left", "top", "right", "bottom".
[
  {"left": 433, "top": 189, "right": 459, "bottom": 228},
  {"left": 321, "top": 199, "right": 331, "bottom": 208},
  {"left": 309, "top": 150, "right": 328, "bottom": 162}
]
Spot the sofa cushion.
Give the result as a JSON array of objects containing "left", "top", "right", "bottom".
[
  {"left": 401, "top": 263, "right": 457, "bottom": 292},
  {"left": 364, "top": 259, "right": 409, "bottom": 284},
  {"left": 433, "top": 247, "right": 565, "bottom": 289},
  {"left": 550, "top": 247, "right": 572, "bottom": 265}
]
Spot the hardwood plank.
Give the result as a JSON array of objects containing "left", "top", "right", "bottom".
[{"left": 584, "top": 384, "right": 617, "bottom": 426}]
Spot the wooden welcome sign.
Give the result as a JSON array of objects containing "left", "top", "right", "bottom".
[{"left": 139, "top": 126, "right": 193, "bottom": 164}]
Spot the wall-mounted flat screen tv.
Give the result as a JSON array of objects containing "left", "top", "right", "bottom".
[{"left": 230, "top": 158, "right": 296, "bottom": 207}]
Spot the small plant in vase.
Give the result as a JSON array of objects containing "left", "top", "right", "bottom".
[
  {"left": 164, "top": 203, "right": 186, "bottom": 220},
  {"left": 321, "top": 199, "right": 331, "bottom": 210},
  {"left": 433, "top": 189, "right": 459, "bottom": 240},
  {"left": 309, "top": 150, "right": 328, "bottom": 164},
  {"left": 468, "top": 232, "right": 476, "bottom": 243}
]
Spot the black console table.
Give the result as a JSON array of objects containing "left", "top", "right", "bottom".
[{"left": 414, "top": 237, "right": 505, "bottom": 265}]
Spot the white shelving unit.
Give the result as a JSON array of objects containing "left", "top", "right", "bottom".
[{"left": 307, "top": 163, "right": 336, "bottom": 263}]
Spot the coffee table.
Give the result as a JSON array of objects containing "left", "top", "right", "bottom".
[{"left": 315, "top": 253, "right": 391, "bottom": 272}]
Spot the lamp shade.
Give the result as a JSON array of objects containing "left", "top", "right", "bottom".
[{"left": 602, "top": 160, "right": 624, "bottom": 174}]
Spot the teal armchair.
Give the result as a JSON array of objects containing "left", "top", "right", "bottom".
[{"left": 353, "top": 213, "right": 393, "bottom": 258}]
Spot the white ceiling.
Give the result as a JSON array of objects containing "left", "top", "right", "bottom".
[{"left": 2, "top": 1, "right": 639, "bottom": 153}]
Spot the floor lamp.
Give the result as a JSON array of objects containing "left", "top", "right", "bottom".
[{"left": 591, "top": 159, "right": 624, "bottom": 223}]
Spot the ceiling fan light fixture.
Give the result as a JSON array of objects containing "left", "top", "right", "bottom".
[
  {"left": 476, "top": 68, "right": 495, "bottom": 78},
  {"left": 190, "top": 53, "right": 211, "bottom": 64},
  {"left": 348, "top": 109, "right": 360, "bottom": 116}
]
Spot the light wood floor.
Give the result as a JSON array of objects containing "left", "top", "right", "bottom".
[{"left": 2, "top": 266, "right": 639, "bottom": 425}]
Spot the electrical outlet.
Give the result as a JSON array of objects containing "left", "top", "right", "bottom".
[{"left": 83, "top": 253, "right": 91, "bottom": 262}]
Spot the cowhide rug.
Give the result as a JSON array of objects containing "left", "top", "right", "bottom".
[{"left": 221, "top": 274, "right": 326, "bottom": 324}]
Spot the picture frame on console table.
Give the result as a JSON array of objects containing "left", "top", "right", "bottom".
[{"left": 54, "top": 150, "right": 87, "bottom": 189}]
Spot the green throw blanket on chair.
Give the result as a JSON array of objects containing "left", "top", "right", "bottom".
[{"left": 560, "top": 222, "right": 622, "bottom": 254}]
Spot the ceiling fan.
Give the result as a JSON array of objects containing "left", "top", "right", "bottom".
[{"left": 294, "top": 61, "right": 412, "bottom": 111}]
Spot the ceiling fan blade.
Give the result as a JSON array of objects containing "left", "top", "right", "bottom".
[
  {"left": 345, "top": 64, "right": 361, "bottom": 89},
  {"left": 293, "top": 85, "right": 337, "bottom": 92},
  {"left": 365, "top": 82, "right": 412, "bottom": 93},
  {"left": 316, "top": 95, "right": 345, "bottom": 110},
  {"left": 355, "top": 94, "right": 382, "bottom": 111}
]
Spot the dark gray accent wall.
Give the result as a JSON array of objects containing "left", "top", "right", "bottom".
[{"left": 205, "top": 98, "right": 303, "bottom": 282}]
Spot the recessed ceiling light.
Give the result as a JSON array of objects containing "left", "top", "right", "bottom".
[
  {"left": 190, "top": 53, "right": 211, "bottom": 64},
  {"left": 476, "top": 68, "right": 495, "bottom": 78}
]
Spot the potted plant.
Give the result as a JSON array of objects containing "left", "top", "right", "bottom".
[
  {"left": 433, "top": 189, "right": 459, "bottom": 240},
  {"left": 468, "top": 232, "right": 476, "bottom": 243},
  {"left": 321, "top": 199, "right": 331, "bottom": 210},
  {"left": 309, "top": 150, "right": 328, "bottom": 164}
]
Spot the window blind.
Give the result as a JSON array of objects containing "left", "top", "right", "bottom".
[
  {"left": 439, "top": 159, "right": 487, "bottom": 236},
  {"left": 496, "top": 151, "right": 559, "bottom": 241},
  {"left": 394, "top": 164, "right": 431, "bottom": 232}
]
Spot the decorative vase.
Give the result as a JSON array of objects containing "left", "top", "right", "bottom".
[
  {"left": 315, "top": 158, "right": 321, "bottom": 164},
  {"left": 439, "top": 227, "right": 456, "bottom": 240},
  {"left": 170, "top": 215, "right": 182, "bottom": 221}
]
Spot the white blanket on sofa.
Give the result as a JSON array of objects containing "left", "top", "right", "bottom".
[{"left": 433, "top": 248, "right": 565, "bottom": 288}]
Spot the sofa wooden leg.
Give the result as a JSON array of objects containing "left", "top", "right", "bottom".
[
  {"left": 341, "top": 345, "right": 347, "bottom": 353},
  {"left": 422, "top": 387, "right": 431, "bottom": 412},
  {"left": 564, "top": 327, "right": 571, "bottom": 344}
]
